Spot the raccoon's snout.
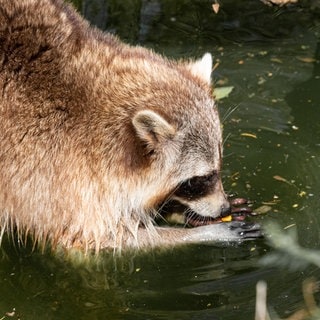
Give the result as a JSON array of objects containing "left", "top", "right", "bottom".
[{"left": 220, "top": 204, "right": 231, "bottom": 217}]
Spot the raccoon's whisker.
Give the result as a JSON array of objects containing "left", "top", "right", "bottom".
[
  {"left": 221, "top": 106, "right": 232, "bottom": 123},
  {"left": 182, "top": 217, "right": 188, "bottom": 226},
  {"left": 222, "top": 151, "right": 234, "bottom": 159},
  {"left": 156, "top": 181, "right": 183, "bottom": 214},
  {"left": 154, "top": 212, "right": 169, "bottom": 225},
  {"left": 221, "top": 104, "right": 239, "bottom": 123},
  {"left": 154, "top": 207, "right": 171, "bottom": 224},
  {"left": 156, "top": 193, "right": 177, "bottom": 214},
  {"left": 169, "top": 181, "right": 185, "bottom": 199},
  {"left": 222, "top": 132, "right": 231, "bottom": 148},
  {"left": 182, "top": 208, "right": 193, "bottom": 228},
  {"left": 156, "top": 202, "right": 167, "bottom": 216}
]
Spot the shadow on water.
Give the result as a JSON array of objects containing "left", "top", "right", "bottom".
[{"left": 1, "top": 1, "right": 320, "bottom": 319}]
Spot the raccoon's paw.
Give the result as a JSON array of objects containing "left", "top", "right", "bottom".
[
  {"left": 228, "top": 221, "right": 263, "bottom": 240},
  {"left": 184, "top": 221, "right": 263, "bottom": 244}
]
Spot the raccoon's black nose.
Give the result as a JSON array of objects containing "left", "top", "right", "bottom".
[{"left": 220, "top": 204, "right": 231, "bottom": 217}]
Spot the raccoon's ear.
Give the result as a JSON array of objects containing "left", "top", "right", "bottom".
[
  {"left": 132, "top": 110, "right": 176, "bottom": 150},
  {"left": 187, "top": 53, "right": 212, "bottom": 84}
]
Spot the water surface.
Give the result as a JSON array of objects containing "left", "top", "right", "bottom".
[{"left": 1, "top": 1, "right": 320, "bottom": 319}]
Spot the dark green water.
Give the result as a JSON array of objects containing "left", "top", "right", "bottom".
[{"left": 1, "top": 1, "right": 320, "bottom": 319}]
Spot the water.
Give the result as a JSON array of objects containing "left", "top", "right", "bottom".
[{"left": 1, "top": 1, "right": 320, "bottom": 319}]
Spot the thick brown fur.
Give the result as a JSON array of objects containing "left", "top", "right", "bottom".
[{"left": 0, "top": 0, "right": 235, "bottom": 253}]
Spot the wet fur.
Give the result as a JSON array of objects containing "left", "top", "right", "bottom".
[{"left": 0, "top": 0, "right": 233, "bottom": 253}]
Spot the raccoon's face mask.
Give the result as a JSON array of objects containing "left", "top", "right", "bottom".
[
  {"left": 157, "top": 170, "right": 231, "bottom": 227},
  {"left": 175, "top": 171, "right": 219, "bottom": 201}
]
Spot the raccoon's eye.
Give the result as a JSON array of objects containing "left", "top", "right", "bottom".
[{"left": 175, "top": 171, "right": 218, "bottom": 200}]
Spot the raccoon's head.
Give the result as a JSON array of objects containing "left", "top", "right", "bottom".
[{"left": 131, "top": 53, "right": 230, "bottom": 225}]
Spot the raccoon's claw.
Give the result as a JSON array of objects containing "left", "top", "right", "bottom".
[
  {"left": 229, "top": 197, "right": 249, "bottom": 206},
  {"left": 231, "top": 206, "right": 253, "bottom": 214},
  {"left": 228, "top": 221, "right": 263, "bottom": 239},
  {"left": 228, "top": 197, "right": 255, "bottom": 222}
]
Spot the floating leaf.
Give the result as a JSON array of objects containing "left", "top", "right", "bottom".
[
  {"left": 273, "top": 175, "right": 300, "bottom": 192},
  {"left": 262, "top": 201, "right": 279, "bottom": 205},
  {"left": 240, "top": 132, "right": 257, "bottom": 139},
  {"left": 296, "top": 57, "right": 316, "bottom": 63},
  {"left": 298, "top": 191, "right": 306, "bottom": 197},
  {"left": 273, "top": 175, "right": 289, "bottom": 183},
  {"left": 270, "top": 58, "right": 283, "bottom": 64},
  {"left": 214, "top": 86, "right": 234, "bottom": 100},
  {"left": 254, "top": 205, "right": 272, "bottom": 215}
]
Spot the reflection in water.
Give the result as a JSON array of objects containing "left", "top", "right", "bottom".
[
  {"left": 1, "top": 1, "right": 320, "bottom": 319},
  {"left": 0, "top": 238, "right": 315, "bottom": 319}
]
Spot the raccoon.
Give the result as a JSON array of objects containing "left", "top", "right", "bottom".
[{"left": 0, "top": 0, "right": 260, "bottom": 253}]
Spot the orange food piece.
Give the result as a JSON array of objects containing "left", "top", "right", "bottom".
[{"left": 221, "top": 215, "right": 232, "bottom": 222}]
